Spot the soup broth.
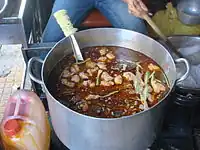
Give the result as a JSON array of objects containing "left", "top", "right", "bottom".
[{"left": 48, "top": 46, "right": 169, "bottom": 118}]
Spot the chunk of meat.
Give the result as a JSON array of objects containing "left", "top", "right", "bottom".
[
  {"left": 70, "top": 64, "right": 80, "bottom": 73},
  {"left": 91, "top": 67, "right": 99, "bottom": 73},
  {"left": 101, "top": 72, "right": 113, "bottom": 81},
  {"left": 126, "top": 89, "right": 135, "bottom": 94},
  {"left": 123, "top": 72, "right": 136, "bottom": 81},
  {"left": 151, "top": 80, "right": 166, "bottom": 93},
  {"left": 87, "top": 69, "right": 93, "bottom": 76},
  {"left": 134, "top": 101, "right": 138, "bottom": 106},
  {"left": 97, "top": 62, "right": 107, "bottom": 70},
  {"left": 77, "top": 101, "right": 89, "bottom": 112},
  {"left": 70, "top": 67, "right": 76, "bottom": 73},
  {"left": 87, "top": 67, "right": 99, "bottom": 76},
  {"left": 82, "top": 80, "right": 95, "bottom": 88},
  {"left": 114, "top": 75, "right": 123, "bottom": 84},
  {"left": 148, "top": 94, "right": 154, "bottom": 103},
  {"left": 61, "top": 79, "right": 75, "bottom": 87},
  {"left": 100, "top": 80, "right": 114, "bottom": 86},
  {"left": 74, "top": 64, "right": 80, "bottom": 71},
  {"left": 82, "top": 103, "right": 89, "bottom": 112},
  {"left": 85, "top": 94, "right": 100, "bottom": 100},
  {"left": 99, "top": 47, "right": 108, "bottom": 56},
  {"left": 71, "top": 75, "right": 80, "bottom": 83},
  {"left": 148, "top": 63, "right": 160, "bottom": 71},
  {"left": 106, "top": 52, "right": 115, "bottom": 60},
  {"left": 82, "top": 80, "right": 89, "bottom": 86},
  {"left": 89, "top": 82, "right": 95, "bottom": 88},
  {"left": 62, "top": 69, "right": 71, "bottom": 78},
  {"left": 86, "top": 61, "right": 96, "bottom": 68},
  {"left": 98, "top": 56, "right": 107, "bottom": 62},
  {"left": 79, "top": 72, "right": 89, "bottom": 79},
  {"left": 124, "top": 84, "right": 133, "bottom": 89}
]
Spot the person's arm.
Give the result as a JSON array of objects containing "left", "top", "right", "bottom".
[{"left": 123, "top": 0, "right": 148, "bottom": 18}]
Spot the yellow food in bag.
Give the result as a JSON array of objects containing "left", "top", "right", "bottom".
[{"left": 148, "top": 2, "right": 200, "bottom": 37}]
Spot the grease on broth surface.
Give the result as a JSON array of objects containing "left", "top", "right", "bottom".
[{"left": 48, "top": 46, "right": 169, "bottom": 118}]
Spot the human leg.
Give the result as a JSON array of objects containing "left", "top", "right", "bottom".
[
  {"left": 42, "top": 0, "right": 94, "bottom": 42},
  {"left": 95, "top": 0, "right": 147, "bottom": 34}
]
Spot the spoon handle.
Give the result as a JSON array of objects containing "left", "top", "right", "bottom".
[
  {"left": 70, "top": 34, "right": 84, "bottom": 61},
  {"left": 143, "top": 14, "right": 167, "bottom": 41},
  {"left": 53, "top": 9, "right": 77, "bottom": 37},
  {"left": 143, "top": 14, "right": 183, "bottom": 59},
  {"left": 53, "top": 9, "right": 84, "bottom": 62}
]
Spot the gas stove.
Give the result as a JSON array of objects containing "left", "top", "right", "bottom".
[{"left": 46, "top": 92, "right": 200, "bottom": 150}]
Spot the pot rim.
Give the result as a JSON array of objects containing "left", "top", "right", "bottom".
[
  {"left": 42, "top": 28, "right": 176, "bottom": 121},
  {"left": 0, "top": 0, "right": 8, "bottom": 15}
]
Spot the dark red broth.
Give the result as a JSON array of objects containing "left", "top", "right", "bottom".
[{"left": 48, "top": 46, "right": 169, "bottom": 118}]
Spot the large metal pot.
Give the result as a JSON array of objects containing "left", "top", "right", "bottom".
[
  {"left": 0, "top": 0, "right": 8, "bottom": 18},
  {"left": 27, "top": 28, "right": 189, "bottom": 150}
]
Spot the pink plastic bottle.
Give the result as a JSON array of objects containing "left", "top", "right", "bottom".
[{"left": 0, "top": 90, "right": 50, "bottom": 150}]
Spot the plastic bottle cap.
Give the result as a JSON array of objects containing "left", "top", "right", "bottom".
[{"left": 4, "top": 119, "right": 21, "bottom": 137}]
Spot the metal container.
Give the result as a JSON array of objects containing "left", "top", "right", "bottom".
[
  {"left": 177, "top": 0, "right": 200, "bottom": 25},
  {"left": 27, "top": 28, "right": 189, "bottom": 150},
  {"left": 0, "top": 0, "right": 8, "bottom": 18}
]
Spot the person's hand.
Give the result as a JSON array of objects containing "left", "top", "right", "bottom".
[{"left": 123, "top": 0, "right": 148, "bottom": 18}]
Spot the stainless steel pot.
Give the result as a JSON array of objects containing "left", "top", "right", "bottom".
[
  {"left": 0, "top": 0, "right": 8, "bottom": 18},
  {"left": 27, "top": 28, "right": 190, "bottom": 150},
  {"left": 177, "top": 0, "right": 200, "bottom": 25}
]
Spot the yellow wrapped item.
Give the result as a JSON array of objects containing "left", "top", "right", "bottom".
[{"left": 148, "top": 2, "right": 200, "bottom": 38}]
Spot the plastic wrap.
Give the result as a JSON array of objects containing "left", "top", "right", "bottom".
[{"left": 148, "top": 3, "right": 200, "bottom": 37}]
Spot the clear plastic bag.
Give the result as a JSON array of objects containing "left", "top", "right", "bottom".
[{"left": 148, "top": 2, "right": 200, "bottom": 37}]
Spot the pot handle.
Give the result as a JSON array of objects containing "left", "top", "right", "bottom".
[
  {"left": 27, "top": 57, "right": 44, "bottom": 85},
  {"left": 175, "top": 58, "right": 190, "bottom": 83}
]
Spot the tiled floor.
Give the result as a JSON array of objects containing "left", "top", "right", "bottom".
[
  {"left": 0, "top": 67, "right": 23, "bottom": 101},
  {"left": 0, "top": 45, "right": 24, "bottom": 120}
]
